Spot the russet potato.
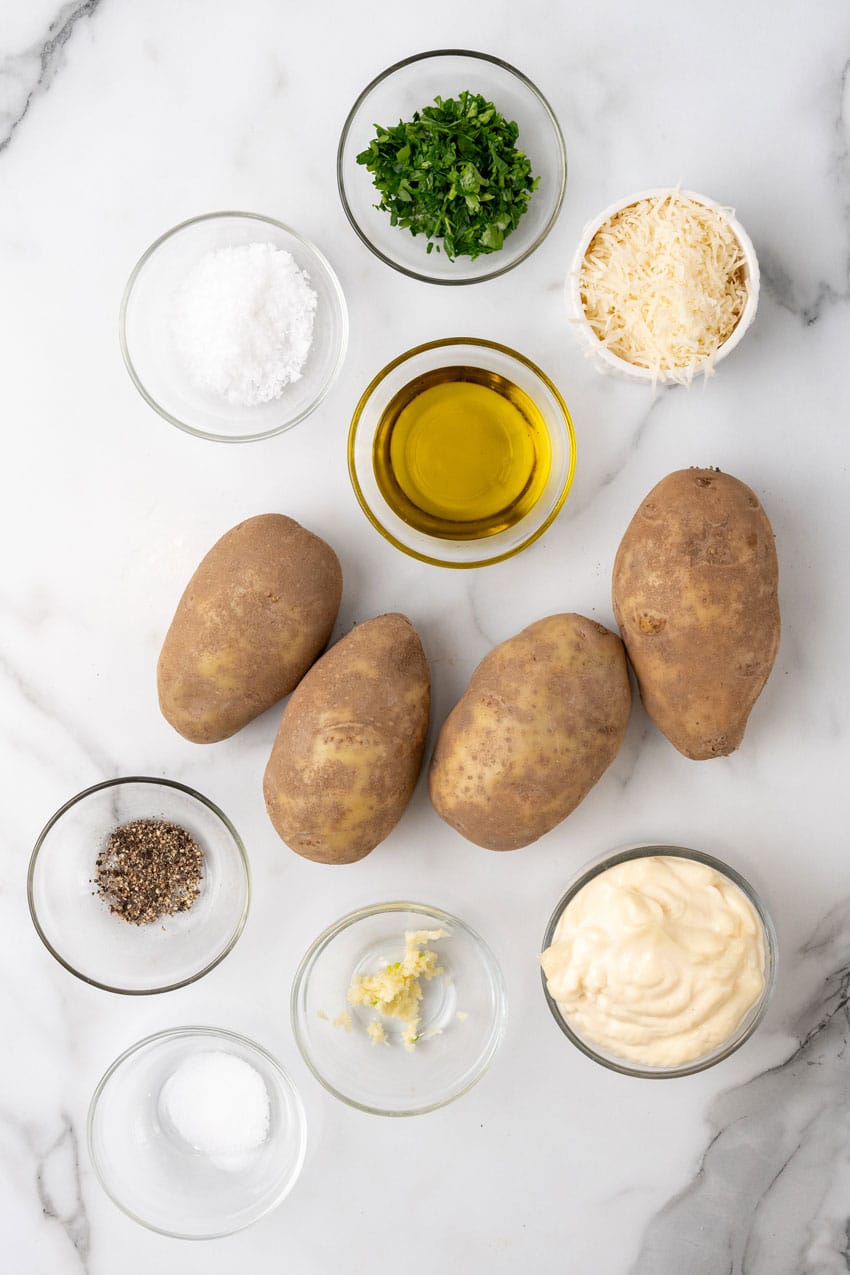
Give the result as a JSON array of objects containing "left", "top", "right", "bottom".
[
  {"left": 158, "top": 514, "right": 342, "bottom": 744},
  {"left": 612, "top": 468, "right": 780, "bottom": 759},
  {"left": 263, "top": 613, "right": 430, "bottom": 864},
  {"left": 429, "top": 614, "right": 631, "bottom": 851}
]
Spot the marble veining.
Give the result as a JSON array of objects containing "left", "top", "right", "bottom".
[
  {"left": 0, "top": 0, "right": 103, "bottom": 155},
  {"left": 2, "top": 1, "right": 850, "bottom": 1272},
  {"left": 0, "top": 649, "right": 114, "bottom": 782},
  {"left": 36, "top": 1116, "right": 91, "bottom": 1272},
  {"left": 760, "top": 57, "right": 850, "bottom": 325},
  {"left": 566, "top": 387, "right": 674, "bottom": 524},
  {"left": 632, "top": 904, "right": 850, "bottom": 1274}
]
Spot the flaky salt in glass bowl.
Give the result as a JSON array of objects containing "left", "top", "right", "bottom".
[
  {"left": 120, "top": 212, "right": 348, "bottom": 442},
  {"left": 88, "top": 1027, "right": 307, "bottom": 1237}
]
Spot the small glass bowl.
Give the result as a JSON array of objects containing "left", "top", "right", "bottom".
[
  {"left": 88, "top": 1027, "right": 307, "bottom": 1238},
  {"left": 348, "top": 337, "right": 576, "bottom": 568},
  {"left": 291, "top": 903, "right": 507, "bottom": 1116},
  {"left": 567, "top": 188, "right": 760, "bottom": 383},
  {"left": 540, "top": 845, "right": 777, "bottom": 1079},
  {"left": 338, "top": 50, "right": 566, "bottom": 284},
  {"left": 28, "top": 777, "right": 250, "bottom": 994},
  {"left": 120, "top": 212, "right": 348, "bottom": 442}
]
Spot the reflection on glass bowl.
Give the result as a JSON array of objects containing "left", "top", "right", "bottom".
[
  {"left": 348, "top": 338, "right": 576, "bottom": 569},
  {"left": 291, "top": 902, "right": 507, "bottom": 1115},
  {"left": 338, "top": 50, "right": 566, "bottom": 284},
  {"left": 28, "top": 777, "right": 250, "bottom": 994},
  {"left": 120, "top": 211, "right": 348, "bottom": 442},
  {"left": 88, "top": 1026, "right": 306, "bottom": 1238}
]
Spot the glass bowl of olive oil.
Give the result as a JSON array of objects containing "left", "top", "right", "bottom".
[{"left": 348, "top": 338, "right": 576, "bottom": 568}]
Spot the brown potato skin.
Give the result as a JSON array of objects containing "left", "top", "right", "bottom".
[
  {"left": 429, "top": 614, "right": 632, "bottom": 852},
  {"left": 158, "top": 514, "right": 342, "bottom": 744},
  {"left": 612, "top": 468, "right": 780, "bottom": 760},
  {"left": 263, "top": 614, "right": 430, "bottom": 864}
]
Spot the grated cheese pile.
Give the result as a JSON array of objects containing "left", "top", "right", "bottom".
[{"left": 579, "top": 193, "right": 749, "bottom": 385}]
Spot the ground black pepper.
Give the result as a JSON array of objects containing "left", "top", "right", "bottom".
[{"left": 94, "top": 818, "right": 203, "bottom": 925}]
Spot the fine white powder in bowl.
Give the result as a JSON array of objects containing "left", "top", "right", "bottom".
[
  {"left": 172, "top": 242, "right": 318, "bottom": 407},
  {"left": 160, "top": 1050, "right": 271, "bottom": 1162}
]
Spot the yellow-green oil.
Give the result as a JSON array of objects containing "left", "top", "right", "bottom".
[{"left": 372, "top": 367, "right": 551, "bottom": 540}]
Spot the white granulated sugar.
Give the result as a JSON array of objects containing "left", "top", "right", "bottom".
[
  {"left": 173, "top": 241, "right": 318, "bottom": 406},
  {"left": 160, "top": 1049, "right": 271, "bottom": 1162}
]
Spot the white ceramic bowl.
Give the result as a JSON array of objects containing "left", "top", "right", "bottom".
[{"left": 567, "top": 187, "right": 760, "bottom": 383}]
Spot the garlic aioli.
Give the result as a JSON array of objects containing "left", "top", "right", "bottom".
[{"left": 540, "top": 855, "right": 766, "bottom": 1068}]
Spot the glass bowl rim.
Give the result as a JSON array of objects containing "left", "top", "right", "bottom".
[
  {"left": 540, "top": 843, "right": 777, "bottom": 1079},
  {"left": 27, "top": 775, "right": 251, "bottom": 995},
  {"left": 337, "top": 48, "right": 567, "bottom": 285},
  {"left": 347, "top": 336, "right": 577, "bottom": 569},
  {"left": 566, "top": 186, "right": 761, "bottom": 383},
  {"left": 290, "top": 899, "right": 508, "bottom": 1116},
  {"left": 86, "top": 1024, "right": 307, "bottom": 1240},
  {"left": 119, "top": 210, "right": 349, "bottom": 443}
]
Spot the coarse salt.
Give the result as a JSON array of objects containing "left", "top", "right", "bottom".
[
  {"left": 160, "top": 1050, "right": 270, "bottom": 1164},
  {"left": 172, "top": 242, "right": 317, "bottom": 406}
]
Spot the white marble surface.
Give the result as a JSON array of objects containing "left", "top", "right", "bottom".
[{"left": 2, "top": 2, "right": 850, "bottom": 1271}]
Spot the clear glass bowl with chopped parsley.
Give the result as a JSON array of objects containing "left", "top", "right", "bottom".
[{"left": 338, "top": 50, "right": 566, "bottom": 284}]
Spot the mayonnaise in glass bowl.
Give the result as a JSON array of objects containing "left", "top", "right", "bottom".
[{"left": 540, "top": 845, "right": 776, "bottom": 1078}]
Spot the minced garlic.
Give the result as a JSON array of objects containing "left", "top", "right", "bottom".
[{"left": 347, "top": 929, "right": 448, "bottom": 1051}]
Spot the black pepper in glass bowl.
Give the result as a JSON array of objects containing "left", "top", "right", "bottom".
[
  {"left": 94, "top": 818, "right": 204, "bottom": 925},
  {"left": 28, "top": 777, "right": 250, "bottom": 994}
]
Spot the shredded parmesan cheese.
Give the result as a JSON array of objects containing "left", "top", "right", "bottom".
[{"left": 579, "top": 193, "right": 749, "bottom": 384}]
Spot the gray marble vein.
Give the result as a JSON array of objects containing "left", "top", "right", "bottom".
[
  {"left": 565, "top": 388, "right": 673, "bottom": 524},
  {"left": 0, "top": 0, "right": 103, "bottom": 155},
  {"left": 760, "top": 56, "right": 850, "bottom": 325},
  {"left": 631, "top": 904, "right": 850, "bottom": 1275},
  {"left": 0, "top": 652, "right": 114, "bottom": 779},
  {"left": 0, "top": 1110, "right": 91, "bottom": 1272},
  {"left": 36, "top": 1115, "right": 91, "bottom": 1271},
  {"left": 0, "top": 2, "right": 848, "bottom": 1270}
]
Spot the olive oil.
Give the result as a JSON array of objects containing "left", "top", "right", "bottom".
[{"left": 372, "top": 367, "right": 552, "bottom": 540}]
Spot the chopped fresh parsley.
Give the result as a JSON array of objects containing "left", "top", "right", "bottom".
[{"left": 355, "top": 90, "right": 539, "bottom": 261}]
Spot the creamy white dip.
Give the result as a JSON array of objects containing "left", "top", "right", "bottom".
[{"left": 540, "top": 855, "right": 766, "bottom": 1068}]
